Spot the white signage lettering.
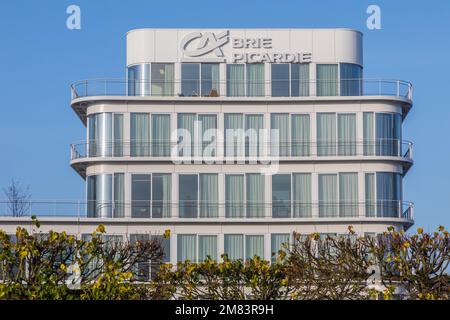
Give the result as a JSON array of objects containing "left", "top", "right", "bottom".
[{"left": 181, "top": 30, "right": 312, "bottom": 64}]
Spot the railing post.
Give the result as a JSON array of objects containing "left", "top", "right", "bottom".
[{"left": 397, "top": 80, "right": 400, "bottom": 96}]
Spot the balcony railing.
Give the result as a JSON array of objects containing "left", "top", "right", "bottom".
[
  {"left": 0, "top": 200, "right": 414, "bottom": 221},
  {"left": 70, "top": 79, "right": 413, "bottom": 100},
  {"left": 70, "top": 139, "right": 413, "bottom": 162}
]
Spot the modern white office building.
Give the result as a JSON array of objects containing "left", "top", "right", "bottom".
[{"left": 0, "top": 28, "right": 414, "bottom": 271}]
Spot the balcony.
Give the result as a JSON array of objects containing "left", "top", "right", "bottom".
[
  {"left": 70, "top": 139, "right": 413, "bottom": 166},
  {"left": 0, "top": 200, "right": 414, "bottom": 224},
  {"left": 70, "top": 78, "right": 413, "bottom": 101}
]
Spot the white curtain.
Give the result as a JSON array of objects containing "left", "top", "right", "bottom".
[
  {"left": 245, "top": 114, "right": 264, "bottom": 157},
  {"left": 199, "top": 174, "right": 218, "bottom": 218},
  {"left": 339, "top": 173, "right": 358, "bottom": 217},
  {"left": 317, "top": 113, "right": 336, "bottom": 156},
  {"left": 246, "top": 64, "right": 265, "bottom": 96},
  {"left": 271, "top": 234, "right": 290, "bottom": 262},
  {"left": 177, "top": 234, "right": 197, "bottom": 262},
  {"left": 113, "top": 114, "right": 123, "bottom": 157},
  {"left": 246, "top": 174, "right": 265, "bottom": 218},
  {"left": 291, "top": 63, "right": 310, "bottom": 97},
  {"left": 130, "top": 113, "right": 150, "bottom": 156},
  {"left": 198, "top": 114, "right": 217, "bottom": 157},
  {"left": 293, "top": 173, "right": 312, "bottom": 217},
  {"left": 225, "top": 175, "right": 244, "bottom": 218},
  {"left": 152, "top": 173, "right": 171, "bottom": 218},
  {"left": 245, "top": 235, "right": 264, "bottom": 260},
  {"left": 224, "top": 113, "right": 244, "bottom": 157},
  {"left": 152, "top": 114, "right": 170, "bottom": 156},
  {"left": 224, "top": 234, "right": 244, "bottom": 260},
  {"left": 319, "top": 174, "right": 337, "bottom": 217},
  {"left": 271, "top": 114, "right": 290, "bottom": 156},
  {"left": 363, "top": 112, "right": 374, "bottom": 156},
  {"left": 198, "top": 235, "right": 218, "bottom": 261},
  {"left": 177, "top": 113, "right": 196, "bottom": 157},
  {"left": 113, "top": 173, "right": 124, "bottom": 218},
  {"left": 227, "top": 64, "right": 245, "bottom": 96},
  {"left": 151, "top": 63, "right": 174, "bottom": 96},
  {"left": 365, "top": 173, "right": 375, "bottom": 217},
  {"left": 291, "top": 114, "right": 310, "bottom": 156},
  {"left": 316, "top": 64, "right": 338, "bottom": 96},
  {"left": 338, "top": 114, "right": 356, "bottom": 156}
]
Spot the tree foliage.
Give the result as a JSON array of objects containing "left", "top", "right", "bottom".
[{"left": 0, "top": 221, "right": 449, "bottom": 300}]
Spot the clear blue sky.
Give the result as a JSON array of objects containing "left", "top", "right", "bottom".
[{"left": 0, "top": 0, "right": 449, "bottom": 231}]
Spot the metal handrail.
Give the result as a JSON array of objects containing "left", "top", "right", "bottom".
[
  {"left": 70, "top": 139, "right": 413, "bottom": 161},
  {"left": 0, "top": 199, "right": 414, "bottom": 220},
  {"left": 70, "top": 78, "right": 413, "bottom": 100}
]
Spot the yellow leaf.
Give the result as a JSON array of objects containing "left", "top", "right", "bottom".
[
  {"left": 96, "top": 224, "right": 106, "bottom": 233},
  {"left": 163, "top": 229, "right": 171, "bottom": 239}
]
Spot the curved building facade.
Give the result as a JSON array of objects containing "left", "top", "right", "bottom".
[{"left": 25, "top": 29, "right": 416, "bottom": 267}]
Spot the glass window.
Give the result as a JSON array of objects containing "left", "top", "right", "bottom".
[
  {"left": 245, "top": 235, "right": 265, "bottom": 260},
  {"left": 177, "top": 113, "right": 196, "bottom": 157},
  {"left": 246, "top": 174, "right": 265, "bottom": 218},
  {"left": 317, "top": 113, "right": 336, "bottom": 156},
  {"left": 224, "top": 234, "right": 244, "bottom": 261},
  {"left": 131, "top": 174, "right": 151, "bottom": 218},
  {"left": 225, "top": 174, "right": 245, "bottom": 218},
  {"left": 181, "top": 64, "right": 199, "bottom": 96},
  {"left": 224, "top": 113, "right": 244, "bottom": 157},
  {"left": 338, "top": 114, "right": 356, "bottom": 156},
  {"left": 271, "top": 64, "right": 290, "bottom": 97},
  {"left": 318, "top": 174, "right": 338, "bottom": 217},
  {"left": 376, "top": 172, "right": 402, "bottom": 217},
  {"left": 127, "top": 64, "right": 150, "bottom": 96},
  {"left": 317, "top": 64, "right": 338, "bottom": 96},
  {"left": 375, "top": 113, "right": 402, "bottom": 156},
  {"left": 226, "top": 64, "right": 245, "bottom": 96},
  {"left": 199, "top": 174, "right": 218, "bottom": 218},
  {"left": 291, "top": 64, "right": 310, "bottom": 96},
  {"left": 272, "top": 174, "right": 291, "bottom": 218},
  {"left": 339, "top": 173, "right": 359, "bottom": 217},
  {"left": 271, "top": 114, "right": 290, "bottom": 156},
  {"left": 340, "top": 63, "right": 362, "bottom": 96},
  {"left": 181, "top": 63, "right": 219, "bottom": 97},
  {"left": 152, "top": 173, "right": 171, "bottom": 218},
  {"left": 201, "top": 64, "right": 220, "bottom": 96},
  {"left": 179, "top": 174, "right": 198, "bottom": 218},
  {"left": 245, "top": 114, "right": 264, "bottom": 157},
  {"left": 293, "top": 173, "right": 312, "bottom": 217},
  {"left": 365, "top": 173, "right": 375, "bottom": 217},
  {"left": 88, "top": 113, "right": 112, "bottom": 157},
  {"left": 198, "top": 235, "right": 218, "bottom": 262},
  {"left": 151, "top": 63, "right": 174, "bottom": 96},
  {"left": 198, "top": 114, "right": 217, "bottom": 157},
  {"left": 87, "top": 174, "right": 113, "bottom": 218},
  {"left": 130, "top": 113, "right": 150, "bottom": 156},
  {"left": 363, "top": 112, "right": 375, "bottom": 156},
  {"left": 246, "top": 64, "right": 265, "bottom": 96},
  {"left": 113, "top": 173, "right": 124, "bottom": 218},
  {"left": 113, "top": 114, "right": 123, "bottom": 157},
  {"left": 152, "top": 114, "right": 171, "bottom": 157},
  {"left": 291, "top": 114, "right": 310, "bottom": 156},
  {"left": 177, "top": 234, "right": 197, "bottom": 262},
  {"left": 271, "top": 234, "right": 290, "bottom": 262}
]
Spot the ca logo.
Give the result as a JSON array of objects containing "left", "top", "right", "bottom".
[{"left": 181, "top": 31, "right": 229, "bottom": 58}]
